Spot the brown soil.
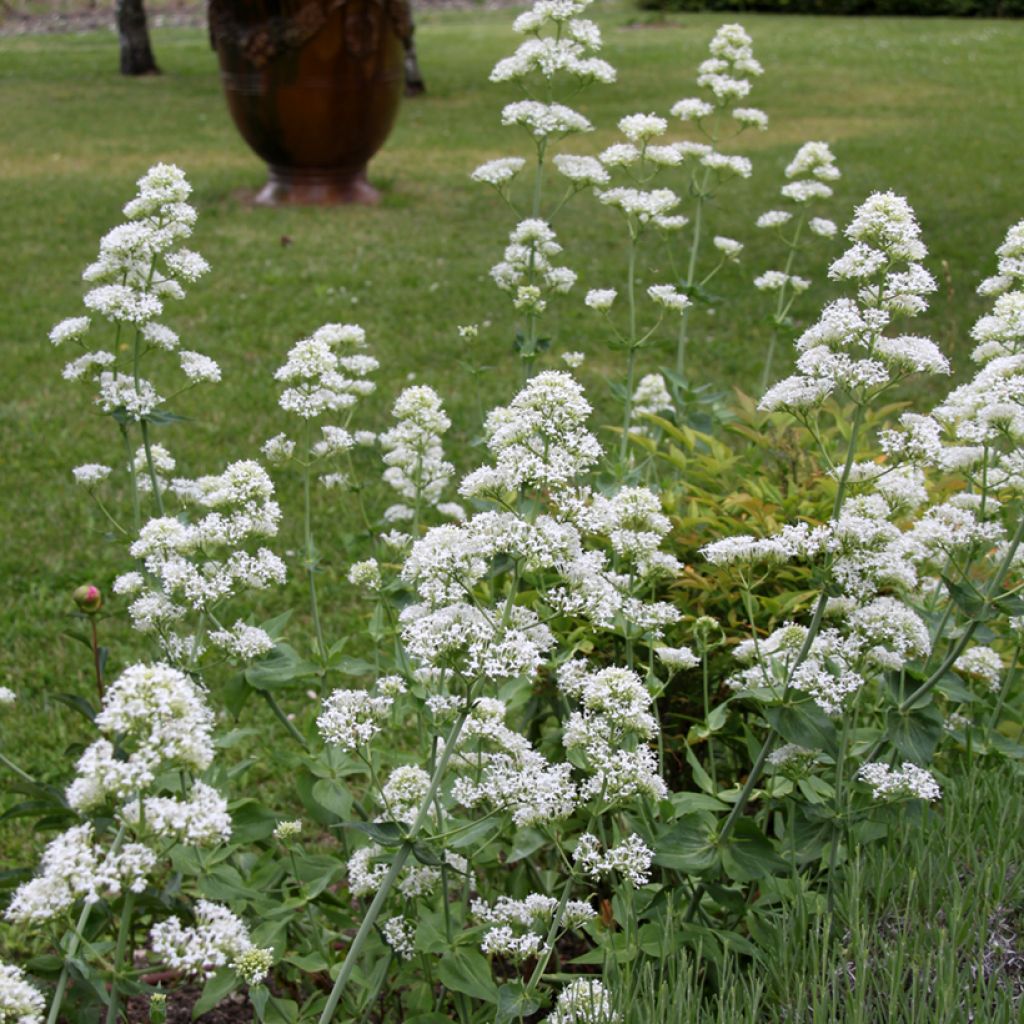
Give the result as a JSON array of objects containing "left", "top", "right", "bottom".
[{"left": 125, "top": 986, "right": 253, "bottom": 1024}]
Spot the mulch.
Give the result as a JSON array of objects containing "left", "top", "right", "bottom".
[{"left": 124, "top": 986, "right": 253, "bottom": 1024}]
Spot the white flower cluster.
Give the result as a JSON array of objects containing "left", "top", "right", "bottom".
[
  {"left": 574, "top": 832, "right": 654, "bottom": 886},
  {"left": 490, "top": 219, "right": 577, "bottom": 315},
  {"left": 67, "top": 662, "right": 215, "bottom": 810},
  {"left": 954, "top": 646, "right": 1003, "bottom": 692},
  {"left": 49, "top": 164, "right": 216, "bottom": 422},
  {"left": 273, "top": 322, "right": 377, "bottom": 421},
  {"left": 5, "top": 824, "right": 156, "bottom": 923},
  {"left": 317, "top": 687, "right": 393, "bottom": 751},
  {"left": 492, "top": 0, "right": 615, "bottom": 86},
  {"left": 761, "top": 193, "right": 947, "bottom": 414},
  {"left": 150, "top": 900, "right": 254, "bottom": 976},
  {"left": 448, "top": 697, "right": 577, "bottom": 827},
  {"left": 548, "top": 978, "right": 620, "bottom": 1024},
  {"left": 380, "top": 385, "right": 455, "bottom": 511},
  {"left": 472, "top": 893, "right": 596, "bottom": 962},
  {"left": 0, "top": 961, "right": 45, "bottom": 1024},
  {"left": 124, "top": 460, "right": 284, "bottom": 657},
  {"left": 559, "top": 662, "right": 667, "bottom": 802},
  {"left": 120, "top": 781, "right": 232, "bottom": 847},
  {"left": 857, "top": 762, "right": 941, "bottom": 801}
]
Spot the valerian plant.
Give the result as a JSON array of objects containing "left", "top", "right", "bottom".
[{"left": 4, "top": 3, "right": 1024, "bottom": 1023}]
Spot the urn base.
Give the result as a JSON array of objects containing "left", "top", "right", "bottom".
[{"left": 253, "top": 165, "right": 380, "bottom": 207}]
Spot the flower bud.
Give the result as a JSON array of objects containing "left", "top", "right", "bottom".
[{"left": 73, "top": 584, "right": 103, "bottom": 614}]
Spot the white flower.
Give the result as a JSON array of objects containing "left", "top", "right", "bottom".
[
  {"left": 858, "top": 762, "right": 941, "bottom": 801},
  {"left": 671, "top": 96, "right": 714, "bottom": 121},
  {"left": 809, "top": 217, "right": 838, "bottom": 238},
  {"left": 0, "top": 686, "right": 15, "bottom": 705},
  {"left": 501, "top": 100, "right": 593, "bottom": 137},
  {"left": 733, "top": 106, "right": 768, "bottom": 129},
  {"left": 318, "top": 688, "right": 393, "bottom": 750},
  {"left": 73, "top": 463, "right": 112, "bottom": 486},
  {"left": 471, "top": 157, "right": 526, "bottom": 186},
  {"left": 179, "top": 350, "right": 221, "bottom": 383},
  {"left": 574, "top": 832, "right": 653, "bottom": 886},
  {"left": 348, "top": 558, "right": 383, "bottom": 590},
  {"left": 562, "top": 350, "right": 585, "bottom": 368},
  {"left": 0, "top": 961, "right": 46, "bottom": 1024},
  {"left": 553, "top": 153, "right": 610, "bottom": 186},
  {"left": 232, "top": 947, "right": 274, "bottom": 986},
  {"left": 781, "top": 180, "right": 833, "bottom": 203},
  {"left": 209, "top": 621, "right": 275, "bottom": 660},
  {"left": 548, "top": 978, "right": 619, "bottom": 1024},
  {"left": 954, "top": 646, "right": 1003, "bottom": 692},
  {"left": 121, "top": 781, "right": 232, "bottom": 846},
  {"left": 49, "top": 316, "right": 91, "bottom": 346},
  {"left": 647, "top": 284, "right": 691, "bottom": 312},
  {"left": 618, "top": 112, "right": 667, "bottom": 143},
  {"left": 151, "top": 901, "right": 253, "bottom": 976},
  {"left": 382, "top": 916, "right": 416, "bottom": 960},
  {"left": 713, "top": 236, "right": 743, "bottom": 259},
  {"left": 655, "top": 645, "right": 699, "bottom": 669},
  {"left": 756, "top": 210, "right": 792, "bottom": 229},
  {"left": 585, "top": 288, "right": 617, "bottom": 312}
]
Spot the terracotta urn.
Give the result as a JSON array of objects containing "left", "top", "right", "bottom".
[{"left": 208, "top": 0, "right": 410, "bottom": 205}]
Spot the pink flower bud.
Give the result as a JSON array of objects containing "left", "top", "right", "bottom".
[{"left": 73, "top": 584, "right": 103, "bottom": 614}]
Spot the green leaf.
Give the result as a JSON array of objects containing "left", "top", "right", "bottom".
[
  {"left": 942, "top": 576, "right": 996, "bottom": 621},
  {"left": 339, "top": 820, "right": 405, "bottom": 846},
  {"left": 496, "top": 981, "right": 541, "bottom": 1022},
  {"left": 311, "top": 779, "right": 352, "bottom": 820},
  {"left": 448, "top": 816, "right": 500, "bottom": 850},
  {"left": 765, "top": 700, "right": 838, "bottom": 757},
  {"left": 885, "top": 703, "right": 944, "bottom": 762},
  {"left": 719, "top": 818, "right": 787, "bottom": 883},
  {"left": 437, "top": 950, "right": 498, "bottom": 1004},
  {"left": 230, "top": 800, "right": 279, "bottom": 843},
  {"left": 507, "top": 827, "right": 547, "bottom": 863},
  {"left": 192, "top": 969, "right": 237, "bottom": 1019},
  {"left": 222, "top": 672, "right": 252, "bottom": 718},
  {"left": 244, "top": 644, "right": 319, "bottom": 690},
  {"left": 653, "top": 813, "right": 719, "bottom": 873},
  {"left": 53, "top": 692, "right": 96, "bottom": 723}
]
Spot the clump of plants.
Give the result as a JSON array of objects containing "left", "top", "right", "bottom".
[{"left": 2, "top": 2, "right": 1023, "bottom": 1023}]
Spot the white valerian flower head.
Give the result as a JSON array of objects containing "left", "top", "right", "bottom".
[
  {"left": 597, "top": 187, "right": 681, "bottom": 224},
  {"left": 380, "top": 385, "right": 454, "bottom": 507},
  {"left": 785, "top": 141, "right": 840, "bottom": 182},
  {"left": 0, "top": 961, "right": 46, "bottom": 1024},
  {"left": 757, "top": 210, "right": 792, "bottom": 229},
  {"left": 810, "top": 217, "right": 838, "bottom": 238},
  {"left": 208, "top": 621, "right": 275, "bottom": 661},
  {"left": 733, "top": 106, "right": 768, "bottom": 130},
  {"left": 150, "top": 901, "right": 254, "bottom": 976},
  {"left": 655, "top": 645, "right": 699, "bottom": 670},
  {"left": 954, "top": 646, "right": 1003, "bottom": 692},
  {"left": 348, "top": 558, "right": 383, "bottom": 591},
  {"left": 548, "top": 978, "right": 620, "bottom": 1024},
  {"left": 632, "top": 373, "right": 673, "bottom": 418},
  {"left": 647, "top": 284, "right": 691, "bottom": 312},
  {"left": 858, "top": 762, "right": 941, "bottom": 801},
  {"left": 585, "top": 288, "right": 617, "bottom": 312},
  {"left": 501, "top": 100, "right": 593, "bottom": 138},
  {"left": 232, "top": 946, "right": 274, "bottom": 986},
  {"left": 471, "top": 156, "right": 527, "bottom": 187},
  {"left": 553, "top": 153, "right": 610, "bottom": 187},
  {"left": 317, "top": 688, "right": 393, "bottom": 751},
  {"left": 574, "top": 832, "right": 653, "bottom": 886},
  {"left": 121, "top": 781, "right": 232, "bottom": 846},
  {"left": 671, "top": 96, "right": 715, "bottom": 121},
  {"left": 382, "top": 916, "right": 416, "bottom": 960},
  {"left": 72, "top": 463, "right": 112, "bottom": 486},
  {"left": 562, "top": 350, "right": 585, "bottom": 368},
  {"left": 0, "top": 686, "right": 15, "bottom": 705},
  {"left": 618, "top": 112, "right": 668, "bottom": 143},
  {"left": 713, "top": 236, "right": 743, "bottom": 259},
  {"left": 273, "top": 819, "right": 302, "bottom": 841}
]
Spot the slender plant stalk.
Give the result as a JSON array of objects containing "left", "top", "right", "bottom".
[
  {"left": 105, "top": 890, "right": 137, "bottom": 1024},
  {"left": 303, "top": 422, "right": 328, "bottom": 665},
  {"left": 90, "top": 615, "right": 104, "bottom": 702}
]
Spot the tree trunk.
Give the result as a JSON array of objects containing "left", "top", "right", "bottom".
[
  {"left": 116, "top": 0, "right": 160, "bottom": 76},
  {"left": 402, "top": 5, "right": 425, "bottom": 96}
]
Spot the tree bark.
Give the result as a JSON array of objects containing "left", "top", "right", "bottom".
[
  {"left": 116, "top": 0, "right": 160, "bottom": 76},
  {"left": 402, "top": 4, "right": 425, "bottom": 96}
]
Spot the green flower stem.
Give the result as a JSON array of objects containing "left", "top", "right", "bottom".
[
  {"left": 0, "top": 750, "right": 35, "bottom": 784},
  {"left": 760, "top": 215, "right": 805, "bottom": 394},
  {"left": 303, "top": 426, "right": 327, "bottom": 665},
  {"left": 317, "top": 708, "right": 471, "bottom": 1024},
  {"left": 619, "top": 236, "right": 640, "bottom": 465},
  {"left": 90, "top": 614, "right": 104, "bottom": 703},
  {"left": 525, "top": 874, "right": 575, "bottom": 996},
  {"left": 140, "top": 419, "right": 165, "bottom": 517},
  {"left": 122, "top": 425, "right": 141, "bottom": 536},
  {"left": 105, "top": 890, "right": 137, "bottom": 1024},
  {"left": 260, "top": 690, "right": 311, "bottom": 752}
]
